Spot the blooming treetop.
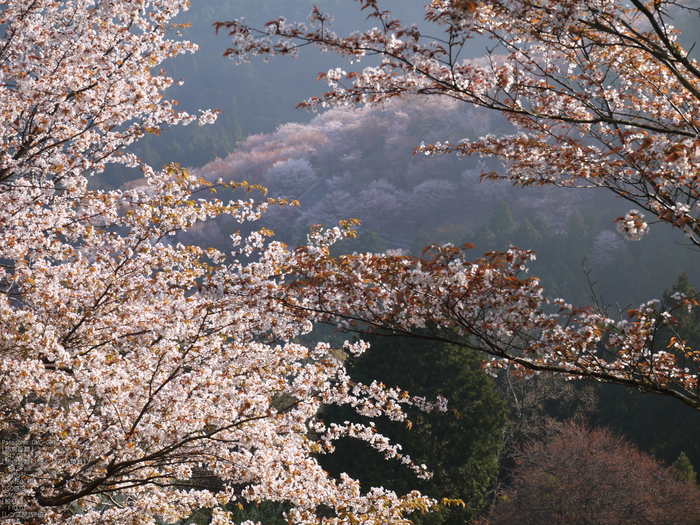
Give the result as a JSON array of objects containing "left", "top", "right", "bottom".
[
  {"left": 219, "top": 0, "right": 700, "bottom": 408},
  {"left": 0, "top": 0, "right": 216, "bottom": 189},
  {"left": 279, "top": 241, "right": 700, "bottom": 407},
  {"left": 0, "top": 1, "right": 447, "bottom": 524}
]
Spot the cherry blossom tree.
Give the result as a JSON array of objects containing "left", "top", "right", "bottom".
[
  {"left": 0, "top": 2, "right": 451, "bottom": 524},
  {"left": 219, "top": 0, "right": 700, "bottom": 409}
]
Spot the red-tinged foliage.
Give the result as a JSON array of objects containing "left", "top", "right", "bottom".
[
  {"left": 481, "top": 422, "right": 700, "bottom": 525},
  {"left": 278, "top": 238, "right": 700, "bottom": 409}
]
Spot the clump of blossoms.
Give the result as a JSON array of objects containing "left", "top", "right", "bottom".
[
  {"left": 279, "top": 242, "right": 700, "bottom": 409},
  {"left": 615, "top": 210, "right": 649, "bottom": 241}
]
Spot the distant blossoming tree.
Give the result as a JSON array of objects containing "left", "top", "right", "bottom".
[{"left": 220, "top": 0, "right": 700, "bottom": 409}]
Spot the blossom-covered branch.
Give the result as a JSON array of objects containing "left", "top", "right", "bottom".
[
  {"left": 279, "top": 236, "right": 700, "bottom": 409},
  {"left": 220, "top": 0, "right": 700, "bottom": 245}
]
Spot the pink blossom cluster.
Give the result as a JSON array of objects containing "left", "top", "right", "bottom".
[{"left": 0, "top": 2, "right": 445, "bottom": 524}]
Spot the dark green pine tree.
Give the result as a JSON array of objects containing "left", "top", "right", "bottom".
[
  {"left": 488, "top": 199, "right": 516, "bottom": 240},
  {"left": 674, "top": 452, "right": 698, "bottom": 484},
  {"left": 318, "top": 335, "right": 507, "bottom": 525}
]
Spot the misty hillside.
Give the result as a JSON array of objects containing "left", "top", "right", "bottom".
[
  {"left": 101, "top": 0, "right": 700, "bottom": 310},
  {"left": 122, "top": 94, "right": 692, "bottom": 308}
]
